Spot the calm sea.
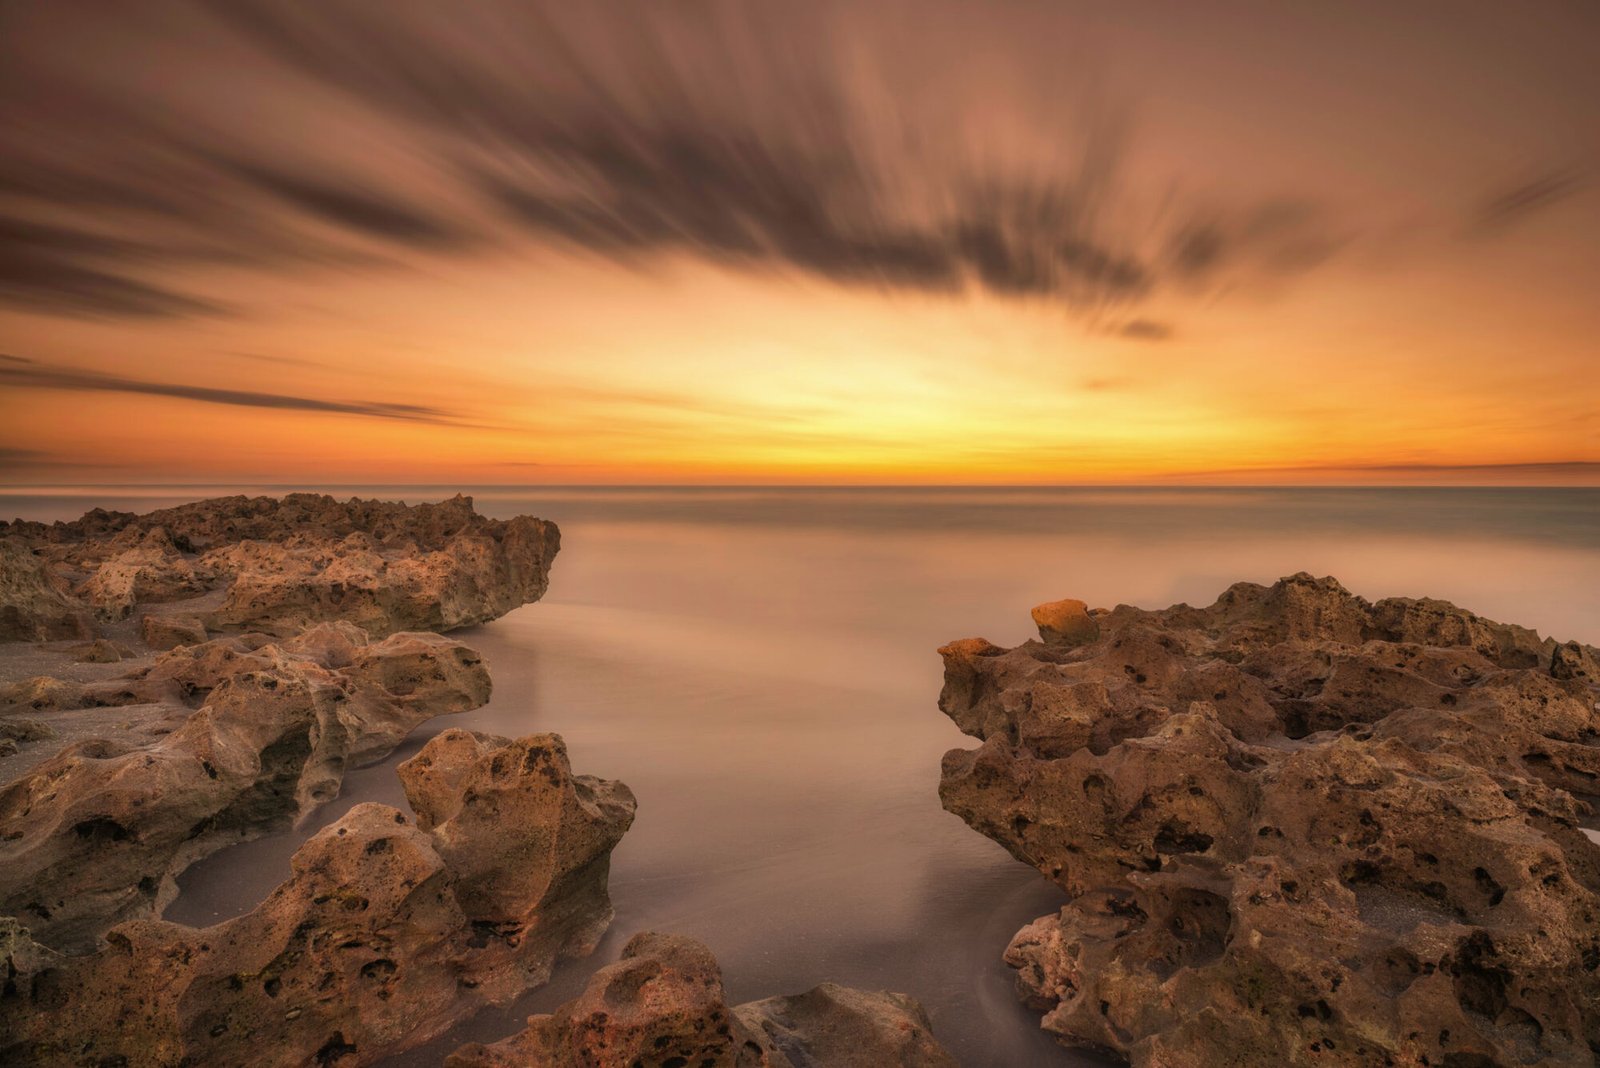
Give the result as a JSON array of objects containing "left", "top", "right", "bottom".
[{"left": 6, "top": 486, "right": 1598, "bottom": 1066}]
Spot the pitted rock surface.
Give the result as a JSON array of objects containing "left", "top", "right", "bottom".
[
  {"left": 0, "top": 493, "right": 559, "bottom": 642},
  {"left": 0, "top": 729, "right": 634, "bottom": 1068},
  {"left": 938, "top": 574, "right": 1600, "bottom": 1067},
  {"left": 0, "top": 623, "right": 491, "bottom": 951}
]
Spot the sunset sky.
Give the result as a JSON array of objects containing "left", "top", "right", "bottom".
[{"left": 1, "top": 1, "right": 1596, "bottom": 485}]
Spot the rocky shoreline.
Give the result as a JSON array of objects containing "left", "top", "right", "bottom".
[
  {"left": 938, "top": 574, "right": 1600, "bottom": 1067},
  {"left": 0, "top": 494, "right": 958, "bottom": 1067},
  {"left": 11, "top": 495, "right": 1596, "bottom": 1066}
]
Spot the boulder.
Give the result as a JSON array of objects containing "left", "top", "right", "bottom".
[
  {"left": 140, "top": 613, "right": 208, "bottom": 650},
  {"left": 75, "top": 529, "right": 207, "bottom": 621},
  {"left": 939, "top": 574, "right": 1600, "bottom": 1067},
  {"left": 1031, "top": 598, "right": 1100, "bottom": 647}
]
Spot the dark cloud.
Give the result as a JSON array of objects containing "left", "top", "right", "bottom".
[
  {"left": 0, "top": 214, "right": 232, "bottom": 319},
  {"left": 202, "top": 2, "right": 1172, "bottom": 308},
  {"left": 1116, "top": 319, "right": 1172, "bottom": 341},
  {"left": 1166, "top": 202, "right": 1344, "bottom": 284},
  {"left": 1468, "top": 171, "right": 1586, "bottom": 234},
  {"left": 0, "top": 1, "right": 1362, "bottom": 324},
  {"left": 0, "top": 445, "right": 127, "bottom": 470},
  {"left": 0, "top": 360, "right": 462, "bottom": 425},
  {"left": 191, "top": 151, "right": 478, "bottom": 250},
  {"left": 224, "top": 351, "right": 326, "bottom": 369}
]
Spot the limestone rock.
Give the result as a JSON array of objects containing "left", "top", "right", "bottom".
[
  {"left": 1031, "top": 598, "right": 1100, "bottom": 647},
  {"left": 0, "top": 493, "right": 560, "bottom": 643},
  {"left": 64, "top": 639, "right": 128, "bottom": 664},
  {"left": 0, "top": 539, "right": 93, "bottom": 643},
  {"left": 446, "top": 932, "right": 956, "bottom": 1068},
  {"left": 397, "top": 730, "right": 639, "bottom": 966},
  {"left": 0, "top": 624, "right": 491, "bottom": 951},
  {"left": 139, "top": 613, "right": 208, "bottom": 650},
  {"left": 735, "top": 983, "right": 959, "bottom": 1068},
  {"left": 0, "top": 731, "right": 635, "bottom": 1067},
  {"left": 939, "top": 574, "right": 1600, "bottom": 1067},
  {"left": 1552, "top": 640, "right": 1599, "bottom": 683},
  {"left": 75, "top": 529, "right": 206, "bottom": 621}
]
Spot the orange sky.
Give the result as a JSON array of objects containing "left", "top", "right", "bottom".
[{"left": 1, "top": 2, "right": 1597, "bottom": 486}]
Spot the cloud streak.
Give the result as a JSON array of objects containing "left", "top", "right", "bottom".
[
  {"left": 0, "top": 356, "right": 462, "bottom": 425},
  {"left": 0, "top": 2, "right": 1584, "bottom": 330},
  {"left": 1469, "top": 171, "right": 1586, "bottom": 234},
  {"left": 0, "top": 1, "right": 1352, "bottom": 324}
]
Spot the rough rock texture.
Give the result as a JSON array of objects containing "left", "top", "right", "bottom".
[
  {"left": 0, "top": 493, "right": 560, "bottom": 642},
  {"left": 0, "top": 729, "right": 635, "bottom": 1067},
  {"left": 939, "top": 574, "right": 1600, "bottom": 1068},
  {"left": 140, "top": 613, "right": 208, "bottom": 650},
  {"left": 446, "top": 932, "right": 957, "bottom": 1068},
  {"left": 0, "top": 539, "right": 93, "bottom": 643},
  {"left": 0, "top": 623, "right": 491, "bottom": 951}
]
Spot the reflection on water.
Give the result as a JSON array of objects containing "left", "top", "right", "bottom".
[{"left": 8, "top": 487, "right": 1599, "bottom": 1066}]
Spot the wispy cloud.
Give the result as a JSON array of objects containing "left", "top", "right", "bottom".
[
  {"left": 0, "top": 355, "right": 463, "bottom": 424},
  {"left": 1468, "top": 170, "right": 1586, "bottom": 234},
  {"left": 0, "top": 445, "right": 130, "bottom": 470},
  {"left": 1115, "top": 319, "right": 1173, "bottom": 341},
  {"left": 1161, "top": 460, "right": 1600, "bottom": 484}
]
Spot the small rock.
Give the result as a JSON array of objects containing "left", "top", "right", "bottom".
[
  {"left": 66, "top": 638, "right": 126, "bottom": 663},
  {"left": 1030, "top": 597, "right": 1099, "bottom": 646},
  {"left": 140, "top": 613, "right": 209, "bottom": 650},
  {"left": 1551, "top": 640, "right": 1598, "bottom": 682},
  {"left": 446, "top": 932, "right": 955, "bottom": 1068}
]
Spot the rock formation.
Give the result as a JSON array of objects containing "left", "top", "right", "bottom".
[
  {"left": 446, "top": 932, "right": 957, "bottom": 1068},
  {"left": 0, "top": 538, "right": 94, "bottom": 643},
  {"left": 0, "top": 493, "right": 560, "bottom": 642},
  {"left": 0, "top": 623, "right": 491, "bottom": 951},
  {"left": 938, "top": 574, "right": 1600, "bottom": 1067},
  {"left": 0, "top": 729, "right": 635, "bottom": 1068}
]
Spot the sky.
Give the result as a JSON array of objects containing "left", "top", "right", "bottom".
[{"left": 1, "top": 0, "right": 1597, "bottom": 486}]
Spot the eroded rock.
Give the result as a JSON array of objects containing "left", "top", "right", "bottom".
[
  {"left": 0, "top": 539, "right": 94, "bottom": 643},
  {"left": 0, "top": 493, "right": 560, "bottom": 642},
  {"left": 0, "top": 624, "right": 491, "bottom": 951},
  {"left": 445, "top": 932, "right": 957, "bottom": 1068},
  {"left": 0, "top": 729, "right": 635, "bottom": 1067},
  {"left": 140, "top": 613, "right": 208, "bottom": 650},
  {"left": 939, "top": 573, "right": 1600, "bottom": 1067}
]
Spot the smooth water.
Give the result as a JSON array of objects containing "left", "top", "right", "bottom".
[{"left": 7, "top": 486, "right": 1599, "bottom": 1067}]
